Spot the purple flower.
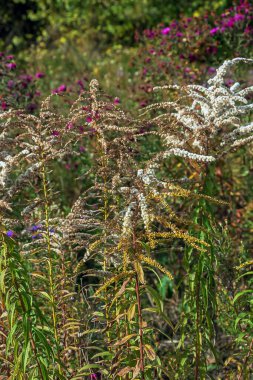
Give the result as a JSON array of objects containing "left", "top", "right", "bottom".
[
  {"left": 30, "top": 225, "right": 42, "bottom": 232},
  {"left": 20, "top": 74, "right": 33, "bottom": 82},
  {"left": 210, "top": 27, "right": 220, "bottom": 35},
  {"left": 58, "top": 84, "right": 66, "bottom": 92},
  {"left": 145, "top": 29, "right": 155, "bottom": 39},
  {"left": 6, "top": 230, "right": 14, "bottom": 237},
  {"left": 161, "top": 27, "right": 171, "bottom": 35},
  {"left": 66, "top": 122, "right": 74, "bottom": 130},
  {"left": 1, "top": 101, "right": 7, "bottom": 111},
  {"left": 114, "top": 97, "right": 120, "bottom": 105},
  {"left": 234, "top": 13, "right": 245, "bottom": 22},
  {"left": 77, "top": 80, "right": 84, "bottom": 89},
  {"left": 27, "top": 103, "right": 37, "bottom": 112},
  {"left": 35, "top": 72, "right": 45, "bottom": 79},
  {"left": 32, "top": 233, "right": 42, "bottom": 239},
  {"left": 7, "top": 80, "right": 15, "bottom": 89},
  {"left": 90, "top": 374, "right": 98, "bottom": 380},
  {"left": 52, "top": 130, "right": 60, "bottom": 136},
  {"left": 176, "top": 32, "right": 183, "bottom": 37},
  {"left": 6, "top": 62, "right": 16, "bottom": 70},
  {"left": 52, "top": 84, "right": 67, "bottom": 94},
  {"left": 6, "top": 55, "right": 14, "bottom": 60},
  {"left": 208, "top": 66, "right": 216, "bottom": 74}
]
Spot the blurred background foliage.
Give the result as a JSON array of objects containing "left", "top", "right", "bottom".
[{"left": 1, "top": 0, "right": 233, "bottom": 52}]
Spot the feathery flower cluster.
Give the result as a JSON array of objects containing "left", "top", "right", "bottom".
[{"left": 149, "top": 58, "right": 253, "bottom": 166}]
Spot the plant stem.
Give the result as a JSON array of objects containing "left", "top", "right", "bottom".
[
  {"left": 12, "top": 277, "right": 44, "bottom": 380},
  {"left": 195, "top": 266, "right": 201, "bottom": 380},
  {"left": 135, "top": 273, "right": 145, "bottom": 380},
  {"left": 41, "top": 159, "right": 62, "bottom": 374}
]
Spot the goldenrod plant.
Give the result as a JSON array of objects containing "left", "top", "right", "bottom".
[{"left": 0, "top": 58, "right": 252, "bottom": 379}]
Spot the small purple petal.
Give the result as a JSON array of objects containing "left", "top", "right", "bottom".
[
  {"left": 6, "top": 62, "right": 16, "bottom": 70},
  {"left": 161, "top": 27, "right": 171, "bottom": 35},
  {"left": 58, "top": 84, "right": 66, "bottom": 92},
  {"left": 35, "top": 72, "right": 45, "bottom": 79},
  {"left": 114, "top": 97, "right": 120, "bottom": 105}
]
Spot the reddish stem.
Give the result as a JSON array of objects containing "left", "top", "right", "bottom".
[{"left": 135, "top": 273, "right": 145, "bottom": 380}]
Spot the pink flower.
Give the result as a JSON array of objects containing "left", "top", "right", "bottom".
[
  {"left": 58, "top": 84, "right": 66, "bottom": 92},
  {"left": 35, "top": 72, "right": 45, "bottom": 79},
  {"left": 114, "top": 97, "right": 120, "bottom": 105},
  {"left": 6, "top": 62, "right": 16, "bottom": 70},
  {"left": 86, "top": 116, "right": 92, "bottom": 123},
  {"left": 90, "top": 374, "right": 98, "bottom": 380},
  {"left": 208, "top": 66, "right": 216, "bottom": 74},
  {"left": 66, "top": 122, "right": 74, "bottom": 130},
  {"left": 233, "top": 13, "right": 245, "bottom": 22},
  {"left": 210, "top": 27, "right": 219, "bottom": 35},
  {"left": 77, "top": 80, "right": 84, "bottom": 89},
  {"left": 1, "top": 101, "right": 7, "bottom": 111},
  {"left": 161, "top": 27, "right": 171, "bottom": 35}
]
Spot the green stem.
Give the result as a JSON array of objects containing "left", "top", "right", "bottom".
[
  {"left": 135, "top": 273, "right": 145, "bottom": 380},
  {"left": 41, "top": 159, "right": 62, "bottom": 374}
]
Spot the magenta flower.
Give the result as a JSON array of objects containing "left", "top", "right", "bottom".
[
  {"left": 58, "top": 84, "right": 66, "bottom": 92},
  {"left": 35, "top": 72, "right": 45, "bottom": 79},
  {"left": 90, "top": 374, "right": 98, "bottom": 380},
  {"left": 66, "top": 122, "right": 74, "bottom": 130},
  {"left": 208, "top": 66, "right": 216, "bottom": 74},
  {"left": 6, "top": 62, "right": 16, "bottom": 70},
  {"left": 210, "top": 27, "right": 220, "bottom": 35},
  {"left": 7, "top": 80, "right": 15, "bottom": 89},
  {"left": 1, "top": 101, "right": 7, "bottom": 111},
  {"left": 233, "top": 13, "right": 245, "bottom": 22},
  {"left": 226, "top": 19, "right": 235, "bottom": 28},
  {"left": 52, "top": 84, "right": 67, "bottom": 94},
  {"left": 114, "top": 97, "right": 120, "bottom": 105},
  {"left": 86, "top": 116, "right": 92, "bottom": 123},
  {"left": 27, "top": 103, "right": 37, "bottom": 112},
  {"left": 161, "top": 27, "right": 171, "bottom": 35},
  {"left": 52, "top": 130, "right": 60, "bottom": 136},
  {"left": 77, "top": 80, "right": 84, "bottom": 89}
]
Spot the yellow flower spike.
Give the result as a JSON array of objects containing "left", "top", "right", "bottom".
[
  {"left": 94, "top": 271, "right": 134, "bottom": 296},
  {"left": 235, "top": 260, "right": 253, "bottom": 270},
  {"left": 123, "top": 250, "right": 130, "bottom": 272},
  {"left": 88, "top": 239, "right": 102, "bottom": 252},
  {"left": 138, "top": 254, "right": 173, "bottom": 280}
]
